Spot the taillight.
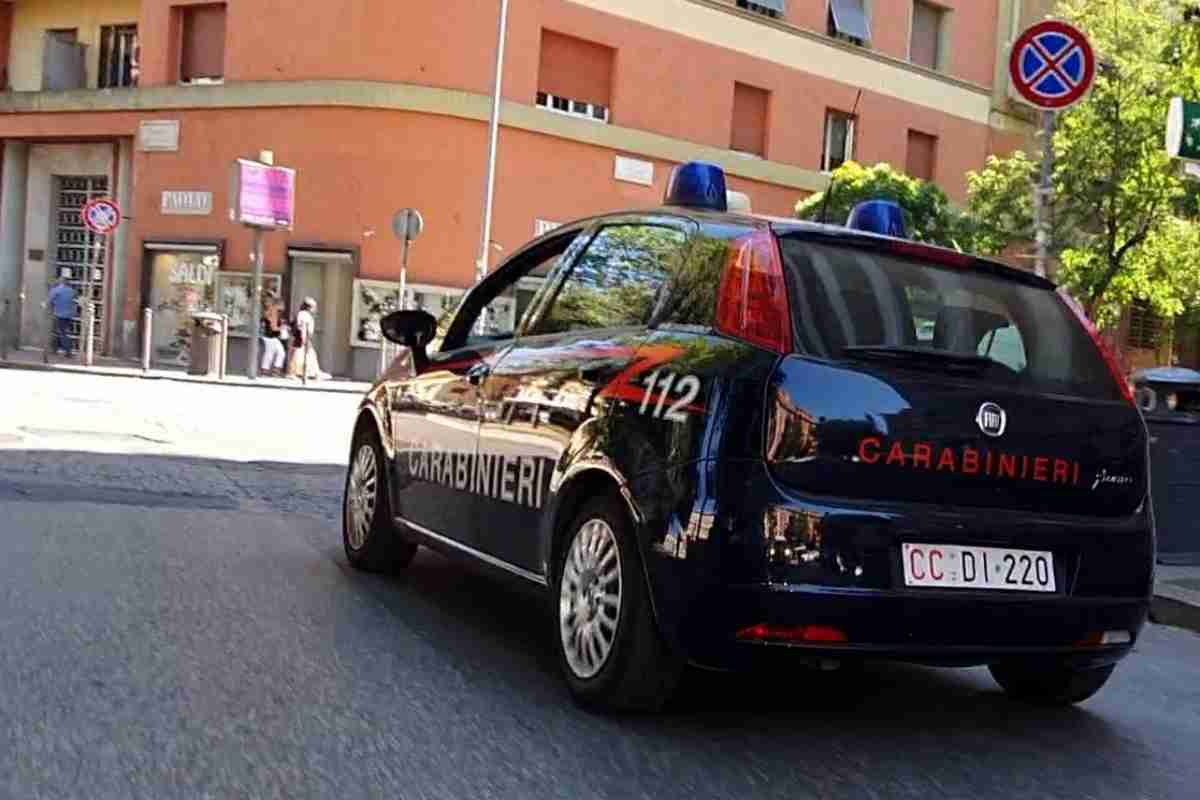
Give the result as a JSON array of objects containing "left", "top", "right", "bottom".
[
  {"left": 1056, "top": 287, "right": 1135, "bottom": 405},
  {"left": 736, "top": 623, "right": 849, "bottom": 644},
  {"left": 715, "top": 229, "right": 793, "bottom": 354}
]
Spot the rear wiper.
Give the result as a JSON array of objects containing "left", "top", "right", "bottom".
[{"left": 842, "top": 345, "right": 995, "bottom": 371}]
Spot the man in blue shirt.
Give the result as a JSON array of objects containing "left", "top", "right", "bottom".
[{"left": 46, "top": 273, "right": 77, "bottom": 357}]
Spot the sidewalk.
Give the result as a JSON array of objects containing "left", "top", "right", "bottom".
[
  {"left": 0, "top": 346, "right": 371, "bottom": 395},
  {"left": 1152, "top": 565, "right": 1200, "bottom": 635}
]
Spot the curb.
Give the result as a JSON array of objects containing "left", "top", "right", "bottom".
[
  {"left": 1150, "top": 583, "right": 1200, "bottom": 635},
  {"left": 0, "top": 358, "right": 369, "bottom": 396}
]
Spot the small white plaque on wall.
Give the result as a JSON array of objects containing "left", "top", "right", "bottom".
[
  {"left": 139, "top": 120, "right": 181, "bottom": 152},
  {"left": 614, "top": 155, "right": 654, "bottom": 187}
]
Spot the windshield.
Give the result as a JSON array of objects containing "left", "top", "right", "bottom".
[{"left": 779, "top": 238, "right": 1123, "bottom": 402}]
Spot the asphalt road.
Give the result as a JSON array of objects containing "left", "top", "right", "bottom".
[{"left": 2, "top": 371, "right": 1199, "bottom": 799}]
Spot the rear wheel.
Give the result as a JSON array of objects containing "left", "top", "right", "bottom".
[
  {"left": 343, "top": 427, "right": 417, "bottom": 573},
  {"left": 553, "top": 496, "right": 682, "bottom": 712},
  {"left": 989, "top": 661, "right": 1116, "bottom": 706}
]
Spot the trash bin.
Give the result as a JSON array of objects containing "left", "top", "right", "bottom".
[
  {"left": 1134, "top": 367, "right": 1200, "bottom": 565},
  {"left": 188, "top": 312, "right": 225, "bottom": 377}
]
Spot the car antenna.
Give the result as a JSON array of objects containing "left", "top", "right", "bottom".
[{"left": 819, "top": 89, "right": 863, "bottom": 225}]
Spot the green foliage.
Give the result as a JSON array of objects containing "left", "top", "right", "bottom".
[
  {"left": 967, "top": 0, "right": 1200, "bottom": 324},
  {"left": 795, "top": 161, "right": 974, "bottom": 249}
]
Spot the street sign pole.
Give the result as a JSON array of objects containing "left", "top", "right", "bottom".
[
  {"left": 1034, "top": 110, "right": 1057, "bottom": 278},
  {"left": 1009, "top": 20, "right": 1095, "bottom": 279},
  {"left": 78, "top": 198, "right": 121, "bottom": 365},
  {"left": 248, "top": 226, "right": 265, "bottom": 380}
]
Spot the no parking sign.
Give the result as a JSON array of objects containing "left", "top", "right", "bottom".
[
  {"left": 1009, "top": 20, "right": 1095, "bottom": 110},
  {"left": 81, "top": 198, "right": 122, "bottom": 235}
]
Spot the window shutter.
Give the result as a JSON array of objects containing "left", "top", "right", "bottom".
[
  {"left": 906, "top": 130, "right": 938, "bottom": 181},
  {"left": 731, "top": 83, "right": 769, "bottom": 157},
  {"left": 910, "top": 1, "right": 941, "bottom": 70},
  {"left": 181, "top": 4, "right": 226, "bottom": 82},
  {"left": 830, "top": 0, "right": 871, "bottom": 42},
  {"left": 537, "top": 30, "right": 614, "bottom": 109}
]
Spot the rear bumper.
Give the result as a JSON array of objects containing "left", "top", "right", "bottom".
[{"left": 681, "top": 582, "right": 1148, "bottom": 669}]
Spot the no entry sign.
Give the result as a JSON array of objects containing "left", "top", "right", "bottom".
[
  {"left": 81, "top": 198, "right": 122, "bottom": 235},
  {"left": 1009, "top": 20, "right": 1095, "bottom": 110}
]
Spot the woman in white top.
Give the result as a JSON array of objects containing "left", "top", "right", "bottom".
[{"left": 287, "top": 297, "right": 328, "bottom": 380}]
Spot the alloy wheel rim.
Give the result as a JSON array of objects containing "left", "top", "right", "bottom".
[
  {"left": 346, "top": 444, "right": 377, "bottom": 551},
  {"left": 559, "top": 518, "right": 622, "bottom": 680}
]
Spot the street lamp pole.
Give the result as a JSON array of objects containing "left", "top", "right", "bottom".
[{"left": 476, "top": 0, "right": 510, "bottom": 286}]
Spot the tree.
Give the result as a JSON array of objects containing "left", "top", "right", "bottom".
[
  {"left": 967, "top": 0, "right": 1200, "bottom": 324},
  {"left": 795, "top": 161, "right": 974, "bottom": 249}
]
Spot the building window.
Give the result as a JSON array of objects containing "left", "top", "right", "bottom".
[
  {"left": 179, "top": 3, "right": 226, "bottom": 84},
  {"left": 731, "top": 82, "right": 769, "bottom": 157},
  {"left": 822, "top": 110, "right": 855, "bottom": 172},
  {"left": 906, "top": 130, "right": 938, "bottom": 181},
  {"left": 1128, "top": 301, "right": 1163, "bottom": 350},
  {"left": 909, "top": 0, "right": 945, "bottom": 70},
  {"left": 537, "top": 30, "right": 614, "bottom": 124},
  {"left": 42, "top": 28, "right": 86, "bottom": 90},
  {"left": 99, "top": 25, "right": 138, "bottom": 89},
  {"left": 828, "top": 0, "right": 871, "bottom": 46},
  {"left": 737, "top": 0, "right": 785, "bottom": 19}
]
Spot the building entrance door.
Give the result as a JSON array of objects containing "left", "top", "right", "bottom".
[
  {"left": 54, "top": 175, "right": 110, "bottom": 353},
  {"left": 288, "top": 251, "right": 353, "bottom": 378}
]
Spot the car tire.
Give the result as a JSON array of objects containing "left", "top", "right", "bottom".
[
  {"left": 988, "top": 661, "right": 1116, "bottom": 706},
  {"left": 552, "top": 496, "right": 682, "bottom": 712},
  {"left": 343, "top": 426, "right": 417, "bottom": 573}
]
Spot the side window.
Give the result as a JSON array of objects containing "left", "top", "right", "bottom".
[
  {"left": 531, "top": 224, "right": 685, "bottom": 335},
  {"left": 437, "top": 231, "right": 579, "bottom": 352},
  {"left": 473, "top": 252, "right": 560, "bottom": 341}
]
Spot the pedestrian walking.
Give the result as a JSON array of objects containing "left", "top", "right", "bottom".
[
  {"left": 45, "top": 271, "right": 78, "bottom": 358},
  {"left": 287, "top": 297, "right": 329, "bottom": 381},
  {"left": 259, "top": 294, "right": 287, "bottom": 377}
]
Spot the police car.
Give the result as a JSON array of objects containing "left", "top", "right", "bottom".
[{"left": 343, "top": 162, "right": 1152, "bottom": 711}]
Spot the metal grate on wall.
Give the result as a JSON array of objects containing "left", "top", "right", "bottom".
[{"left": 54, "top": 176, "right": 110, "bottom": 351}]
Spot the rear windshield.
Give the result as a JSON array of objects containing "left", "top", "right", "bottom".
[{"left": 779, "top": 238, "right": 1123, "bottom": 402}]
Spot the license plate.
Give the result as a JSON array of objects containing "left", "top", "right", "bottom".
[{"left": 902, "top": 543, "right": 1056, "bottom": 592}]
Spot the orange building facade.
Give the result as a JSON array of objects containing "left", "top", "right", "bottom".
[{"left": 0, "top": 0, "right": 1041, "bottom": 379}]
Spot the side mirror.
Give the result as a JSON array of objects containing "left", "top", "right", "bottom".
[{"left": 380, "top": 309, "right": 437, "bottom": 349}]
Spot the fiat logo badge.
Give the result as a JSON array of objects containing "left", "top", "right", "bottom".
[{"left": 976, "top": 403, "right": 1007, "bottom": 438}]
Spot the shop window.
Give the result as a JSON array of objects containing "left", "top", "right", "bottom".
[
  {"left": 910, "top": 0, "right": 946, "bottom": 71},
  {"left": 179, "top": 3, "right": 226, "bottom": 84},
  {"left": 731, "top": 82, "right": 769, "bottom": 157},
  {"left": 99, "top": 24, "right": 138, "bottom": 89},
  {"left": 906, "top": 130, "right": 937, "bottom": 181},
  {"left": 536, "top": 30, "right": 613, "bottom": 123},
  {"left": 1128, "top": 301, "right": 1163, "bottom": 351},
  {"left": 828, "top": 0, "right": 871, "bottom": 46},
  {"left": 737, "top": 0, "right": 784, "bottom": 19},
  {"left": 822, "top": 110, "right": 856, "bottom": 172}
]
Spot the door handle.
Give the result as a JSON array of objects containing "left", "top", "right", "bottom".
[{"left": 467, "top": 363, "right": 490, "bottom": 386}]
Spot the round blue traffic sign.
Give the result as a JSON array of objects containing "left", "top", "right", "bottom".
[{"left": 1009, "top": 20, "right": 1095, "bottom": 110}]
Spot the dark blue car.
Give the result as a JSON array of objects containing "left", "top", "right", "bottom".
[{"left": 341, "top": 162, "right": 1153, "bottom": 711}]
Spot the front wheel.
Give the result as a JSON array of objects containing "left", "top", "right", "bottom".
[
  {"left": 343, "top": 427, "right": 417, "bottom": 573},
  {"left": 553, "top": 497, "right": 681, "bottom": 712},
  {"left": 989, "top": 661, "right": 1116, "bottom": 706}
]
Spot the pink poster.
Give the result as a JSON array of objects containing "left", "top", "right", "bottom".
[{"left": 234, "top": 160, "right": 296, "bottom": 229}]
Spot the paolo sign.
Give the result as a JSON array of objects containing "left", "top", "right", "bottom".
[{"left": 229, "top": 158, "right": 297, "bottom": 230}]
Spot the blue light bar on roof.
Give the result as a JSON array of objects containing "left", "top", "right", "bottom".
[
  {"left": 665, "top": 161, "right": 728, "bottom": 212},
  {"left": 846, "top": 200, "right": 907, "bottom": 238}
]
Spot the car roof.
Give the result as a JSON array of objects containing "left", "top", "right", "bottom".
[
  {"left": 683, "top": 207, "right": 1056, "bottom": 291},
  {"left": 529, "top": 206, "right": 1055, "bottom": 292}
]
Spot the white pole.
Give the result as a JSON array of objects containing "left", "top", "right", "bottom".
[{"left": 477, "top": 0, "right": 510, "bottom": 285}]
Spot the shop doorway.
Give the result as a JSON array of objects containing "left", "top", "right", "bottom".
[{"left": 287, "top": 249, "right": 354, "bottom": 378}]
